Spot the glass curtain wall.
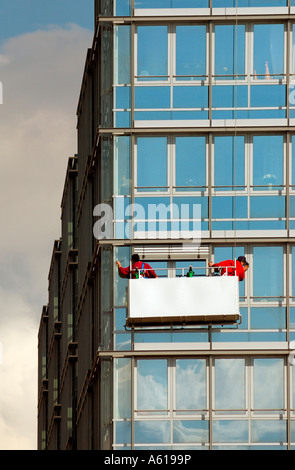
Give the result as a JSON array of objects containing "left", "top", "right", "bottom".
[{"left": 104, "top": 4, "right": 295, "bottom": 451}]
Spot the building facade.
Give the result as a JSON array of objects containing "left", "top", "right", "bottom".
[{"left": 38, "top": 0, "right": 295, "bottom": 450}]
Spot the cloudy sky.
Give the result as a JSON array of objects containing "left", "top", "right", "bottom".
[{"left": 0, "top": 0, "right": 93, "bottom": 449}]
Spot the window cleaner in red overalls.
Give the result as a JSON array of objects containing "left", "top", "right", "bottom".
[
  {"left": 116, "top": 254, "right": 158, "bottom": 279},
  {"left": 208, "top": 256, "right": 249, "bottom": 282}
]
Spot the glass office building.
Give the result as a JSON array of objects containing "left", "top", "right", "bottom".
[{"left": 38, "top": 0, "right": 295, "bottom": 450}]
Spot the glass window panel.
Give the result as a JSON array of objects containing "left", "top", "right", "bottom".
[
  {"left": 115, "top": 87, "right": 130, "bottom": 110},
  {"left": 175, "top": 359, "right": 207, "bottom": 411},
  {"left": 250, "top": 85, "right": 286, "bottom": 107},
  {"left": 115, "top": 111, "right": 131, "bottom": 128},
  {"left": 215, "top": 25, "right": 245, "bottom": 78},
  {"left": 176, "top": 25, "right": 206, "bottom": 80},
  {"left": 135, "top": 86, "right": 170, "bottom": 109},
  {"left": 212, "top": 85, "right": 248, "bottom": 107},
  {"left": 135, "top": 0, "right": 209, "bottom": 7},
  {"left": 214, "top": 246, "right": 245, "bottom": 259},
  {"left": 292, "top": 136, "right": 295, "bottom": 187},
  {"left": 114, "top": 358, "right": 131, "bottom": 419},
  {"left": 134, "top": 197, "right": 171, "bottom": 220},
  {"left": 149, "top": 261, "right": 168, "bottom": 278},
  {"left": 173, "top": 421, "right": 209, "bottom": 444},
  {"left": 137, "top": 137, "right": 168, "bottom": 190},
  {"left": 134, "top": 421, "right": 170, "bottom": 444},
  {"left": 115, "top": 332, "right": 131, "bottom": 351},
  {"left": 253, "top": 246, "right": 284, "bottom": 298},
  {"left": 251, "top": 420, "right": 286, "bottom": 443},
  {"left": 135, "top": 111, "right": 172, "bottom": 121},
  {"left": 253, "top": 358, "right": 284, "bottom": 410},
  {"left": 290, "top": 196, "right": 295, "bottom": 218},
  {"left": 175, "top": 136, "right": 206, "bottom": 190},
  {"left": 172, "top": 0, "right": 209, "bottom": 5},
  {"left": 173, "top": 86, "right": 208, "bottom": 109},
  {"left": 250, "top": 196, "right": 285, "bottom": 219},
  {"left": 213, "top": 0, "right": 286, "bottom": 5},
  {"left": 114, "top": 26, "right": 131, "bottom": 85},
  {"left": 214, "top": 136, "right": 245, "bottom": 190},
  {"left": 137, "top": 359, "right": 168, "bottom": 411},
  {"left": 137, "top": 26, "right": 168, "bottom": 79},
  {"left": 172, "top": 111, "right": 209, "bottom": 120},
  {"left": 114, "top": 421, "right": 131, "bottom": 445},
  {"left": 173, "top": 196, "right": 208, "bottom": 220},
  {"left": 215, "top": 359, "right": 246, "bottom": 410},
  {"left": 292, "top": 247, "right": 295, "bottom": 298},
  {"left": 253, "top": 24, "right": 284, "bottom": 78},
  {"left": 212, "top": 420, "right": 248, "bottom": 443},
  {"left": 114, "top": 136, "right": 131, "bottom": 196},
  {"left": 251, "top": 307, "right": 286, "bottom": 330},
  {"left": 292, "top": 25, "right": 295, "bottom": 74},
  {"left": 115, "top": 0, "right": 131, "bottom": 15},
  {"left": 290, "top": 307, "right": 295, "bottom": 328},
  {"left": 212, "top": 196, "right": 247, "bottom": 219},
  {"left": 115, "top": 308, "right": 127, "bottom": 331},
  {"left": 114, "top": 246, "right": 131, "bottom": 306},
  {"left": 253, "top": 135, "right": 284, "bottom": 189}
]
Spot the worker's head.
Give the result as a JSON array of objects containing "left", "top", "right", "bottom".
[
  {"left": 237, "top": 256, "right": 247, "bottom": 265},
  {"left": 243, "top": 261, "right": 249, "bottom": 272},
  {"left": 131, "top": 254, "right": 140, "bottom": 264}
]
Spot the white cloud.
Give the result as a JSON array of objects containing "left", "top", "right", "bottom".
[
  {"left": 0, "top": 24, "right": 92, "bottom": 449},
  {"left": 0, "top": 289, "right": 37, "bottom": 450}
]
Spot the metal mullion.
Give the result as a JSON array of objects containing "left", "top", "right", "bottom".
[
  {"left": 286, "top": 24, "right": 291, "bottom": 126},
  {"left": 131, "top": 21, "right": 135, "bottom": 128},
  {"left": 286, "top": 132, "right": 291, "bottom": 237},
  {"left": 209, "top": 22, "right": 213, "bottom": 125},
  {"left": 208, "top": 355, "right": 213, "bottom": 450},
  {"left": 208, "top": 133, "right": 213, "bottom": 238},
  {"left": 287, "top": 352, "right": 292, "bottom": 450},
  {"left": 131, "top": 356, "right": 135, "bottom": 450}
]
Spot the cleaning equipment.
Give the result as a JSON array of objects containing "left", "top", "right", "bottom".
[
  {"left": 186, "top": 266, "right": 194, "bottom": 278},
  {"left": 135, "top": 263, "right": 145, "bottom": 279}
]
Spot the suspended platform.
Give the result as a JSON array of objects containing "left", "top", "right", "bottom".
[{"left": 126, "top": 276, "right": 241, "bottom": 327}]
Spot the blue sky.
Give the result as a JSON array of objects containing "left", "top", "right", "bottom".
[{"left": 0, "top": 0, "right": 94, "bottom": 45}]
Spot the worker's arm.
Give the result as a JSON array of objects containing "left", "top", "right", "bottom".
[
  {"left": 116, "top": 260, "right": 129, "bottom": 278},
  {"left": 147, "top": 265, "right": 158, "bottom": 278}
]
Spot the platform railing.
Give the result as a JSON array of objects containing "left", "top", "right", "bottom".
[{"left": 128, "top": 263, "right": 236, "bottom": 278}]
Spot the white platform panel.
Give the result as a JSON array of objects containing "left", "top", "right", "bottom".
[{"left": 127, "top": 276, "right": 240, "bottom": 326}]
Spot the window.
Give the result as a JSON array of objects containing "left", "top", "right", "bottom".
[
  {"left": 214, "top": 24, "right": 245, "bottom": 79},
  {"left": 214, "top": 358, "right": 246, "bottom": 411},
  {"left": 253, "top": 358, "right": 285, "bottom": 411},
  {"left": 176, "top": 25, "right": 207, "bottom": 80},
  {"left": 136, "top": 359, "right": 168, "bottom": 412},
  {"left": 136, "top": 137, "right": 168, "bottom": 192},
  {"left": 253, "top": 24, "right": 284, "bottom": 79},
  {"left": 252, "top": 135, "right": 284, "bottom": 190},
  {"left": 252, "top": 246, "right": 284, "bottom": 300},
  {"left": 137, "top": 26, "right": 168, "bottom": 81},
  {"left": 113, "top": 22, "right": 289, "bottom": 126},
  {"left": 214, "top": 135, "right": 245, "bottom": 190},
  {"left": 114, "top": 357, "right": 288, "bottom": 449},
  {"left": 212, "top": 0, "right": 287, "bottom": 6},
  {"left": 175, "top": 359, "right": 207, "bottom": 412},
  {"left": 175, "top": 136, "right": 206, "bottom": 191},
  {"left": 134, "top": 0, "right": 209, "bottom": 8}
]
